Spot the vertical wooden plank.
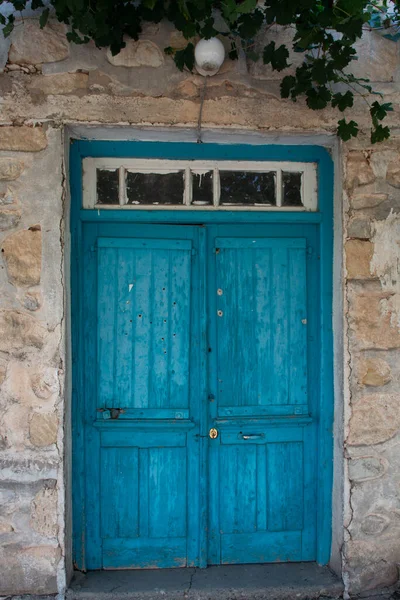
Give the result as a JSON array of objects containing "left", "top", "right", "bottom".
[
  {"left": 132, "top": 249, "right": 152, "bottom": 409},
  {"left": 139, "top": 448, "right": 149, "bottom": 538},
  {"left": 267, "top": 442, "right": 304, "bottom": 532},
  {"left": 101, "top": 447, "right": 139, "bottom": 539},
  {"left": 97, "top": 247, "right": 118, "bottom": 407},
  {"left": 288, "top": 247, "right": 308, "bottom": 407},
  {"left": 271, "top": 246, "right": 289, "bottom": 406},
  {"left": 149, "top": 251, "right": 170, "bottom": 408},
  {"left": 220, "top": 446, "right": 257, "bottom": 534},
  {"left": 255, "top": 248, "right": 272, "bottom": 408},
  {"left": 149, "top": 447, "right": 187, "bottom": 539},
  {"left": 235, "top": 445, "right": 257, "bottom": 532},
  {"left": 220, "top": 445, "right": 237, "bottom": 534},
  {"left": 169, "top": 249, "right": 191, "bottom": 409},
  {"left": 114, "top": 249, "right": 135, "bottom": 408},
  {"left": 256, "top": 444, "right": 267, "bottom": 531},
  {"left": 237, "top": 249, "right": 257, "bottom": 407},
  {"left": 216, "top": 247, "right": 239, "bottom": 408}
]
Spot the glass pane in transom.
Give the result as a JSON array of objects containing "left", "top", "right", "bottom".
[
  {"left": 97, "top": 169, "right": 119, "bottom": 204},
  {"left": 220, "top": 171, "right": 276, "bottom": 206},
  {"left": 126, "top": 171, "right": 185, "bottom": 205},
  {"left": 282, "top": 172, "right": 303, "bottom": 206},
  {"left": 192, "top": 171, "right": 213, "bottom": 205}
]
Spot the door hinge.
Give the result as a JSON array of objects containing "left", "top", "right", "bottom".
[
  {"left": 307, "top": 246, "right": 313, "bottom": 255},
  {"left": 191, "top": 248, "right": 197, "bottom": 256},
  {"left": 90, "top": 245, "right": 96, "bottom": 253}
]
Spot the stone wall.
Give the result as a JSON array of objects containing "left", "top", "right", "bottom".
[{"left": 0, "top": 15, "right": 399, "bottom": 597}]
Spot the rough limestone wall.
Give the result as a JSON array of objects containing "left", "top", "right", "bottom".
[
  {"left": 0, "top": 127, "right": 65, "bottom": 594},
  {"left": 0, "top": 15, "right": 398, "bottom": 597},
  {"left": 343, "top": 142, "right": 400, "bottom": 594}
]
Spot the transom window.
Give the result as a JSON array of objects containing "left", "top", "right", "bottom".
[{"left": 82, "top": 159, "right": 318, "bottom": 211}]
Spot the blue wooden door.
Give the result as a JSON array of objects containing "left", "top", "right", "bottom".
[
  {"left": 79, "top": 221, "right": 319, "bottom": 569},
  {"left": 81, "top": 223, "right": 206, "bottom": 569},
  {"left": 207, "top": 224, "right": 319, "bottom": 564}
]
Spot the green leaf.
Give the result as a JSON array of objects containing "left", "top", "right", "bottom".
[
  {"left": 39, "top": 8, "right": 50, "bottom": 29},
  {"left": 370, "top": 101, "right": 393, "bottom": 121},
  {"left": 280, "top": 75, "right": 296, "bottom": 98},
  {"left": 306, "top": 86, "right": 331, "bottom": 110},
  {"left": 236, "top": 0, "right": 257, "bottom": 14},
  {"left": 331, "top": 91, "right": 354, "bottom": 112},
  {"left": 371, "top": 124, "right": 391, "bottom": 144},
  {"left": 263, "top": 41, "right": 290, "bottom": 71},
  {"left": 174, "top": 42, "right": 195, "bottom": 72},
  {"left": 337, "top": 118, "right": 359, "bottom": 141},
  {"left": 164, "top": 46, "right": 174, "bottom": 55}
]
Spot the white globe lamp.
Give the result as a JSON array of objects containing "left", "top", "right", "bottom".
[{"left": 194, "top": 37, "right": 225, "bottom": 76}]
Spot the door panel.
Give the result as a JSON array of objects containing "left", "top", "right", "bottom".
[
  {"left": 214, "top": 237, "right": 308, "bottom": 416},
  {"left": 82, "top": 224, "right": 204, "bottom": 569},
  {"left": 97, "top": 237, "right": 192, "bottom": 415},
  {"left": 207, "top": 226, "right": 318, "bottom": 565}
]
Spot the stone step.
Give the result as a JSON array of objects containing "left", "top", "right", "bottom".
[{"left": 67, "top": 562, "right": 344, "bottom": 600}]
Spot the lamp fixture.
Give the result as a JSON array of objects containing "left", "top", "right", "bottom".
[{"left": 194, "top": 37, "right": 225, "bottom": 77}]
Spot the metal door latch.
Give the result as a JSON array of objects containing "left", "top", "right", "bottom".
[{"left": 97, "top": 408, "right": 125, "bottom": 420}]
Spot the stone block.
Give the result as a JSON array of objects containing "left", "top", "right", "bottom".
[
  {"left": 348, "top": 456, "right": 388, "bottom": 482},
  {"left": 107, "top": 40, "right": 164, "bottom": 68},
  {"left": 0, "top": 127, "right": 47, "bottom": 152},
  {"left": 0, "top": 310, "right": 46, "bottom": 354},
  {"left": 358, "top": 358, "right": 391, "bottom": 387},
  {"left": 361, "top": 513, "right": 391, "bottom": 536},
  {"left": 30, "top": 368, "right": 59, "bottom": 400},
  {"left": 346, "top": 240, "right": 374, "bottom": 279},
  {"left": 30, "top": 486, "right": 58, "bottom": 537},
  {"left": 0, "top": 544, "right": 60, "bottom": 595},
  {"left": 8, "top": 20, "right": 69, "bottom": 65},
  {"left": 2, "top": 227, "right": 42, "bottom": 287},
  {"left": 347, "top": 393, "right": 400, "bottom": 446},
  {"left": 29, "top": 412, "right": 58, "bottom": 447},
  {"left": 347, "top": 217, "right": 372, "bottom": 240},
  {"left": 0, "top": 207, "right": 21, "bottom": 232},
  {"left": 387, "top": 159, "right": 400, "bottom": 188},
  {"left": 348, "top": 291, "right": 400, "bottom": 350},
  {"left": 0, "top": 158, "right": 24, "bottom": 181},
  {"left": 29, "top": 73, "right": 89, "bottom": 95},
  {"left": 350, "top": 193, "right": 388, "bottom": 210},
  {"left": 346, "top": 153, "right": 375, "bottom": 189}
]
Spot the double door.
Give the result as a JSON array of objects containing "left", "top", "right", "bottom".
[{"left": 78, "top": 222, "right": 320, "bottom": 569}]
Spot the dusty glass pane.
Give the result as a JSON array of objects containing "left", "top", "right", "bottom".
[
  {"left": 192, "top": 171, "right": 213, "bottom": 205},
  {"left": 282, "top": 172, "right": 303, "bottom": 206},
  {"left": 220, "top": 171, "right": 276, "bottom": 206},
  {"left": 97, "top": 169, "right": 119, "bottom": 205},
  {"left": 126, "top": 171, "right": 184, "bottom": 205}
]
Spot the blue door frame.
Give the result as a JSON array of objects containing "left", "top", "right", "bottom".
[{"left": 70, "top": 140, "right": 334, "bottom": 570}]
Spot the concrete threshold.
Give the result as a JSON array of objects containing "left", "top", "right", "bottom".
[{"left": 67, "top": 562, "right": 344, "bottom": 600}]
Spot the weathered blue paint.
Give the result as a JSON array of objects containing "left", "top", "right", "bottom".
[{"left": 70, "top": 140, "right": 334, "bottom": 571}]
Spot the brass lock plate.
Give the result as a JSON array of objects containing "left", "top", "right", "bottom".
[{"left": 209, "top": 428, "right": 218, "bottom": 439}]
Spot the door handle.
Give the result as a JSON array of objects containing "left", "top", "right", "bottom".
[
  {"left": 240, "top": 433, "right": 264, "bottom": 440},
  {"left": 209, "top": 428, "right": 218, "bottom": 439}
]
